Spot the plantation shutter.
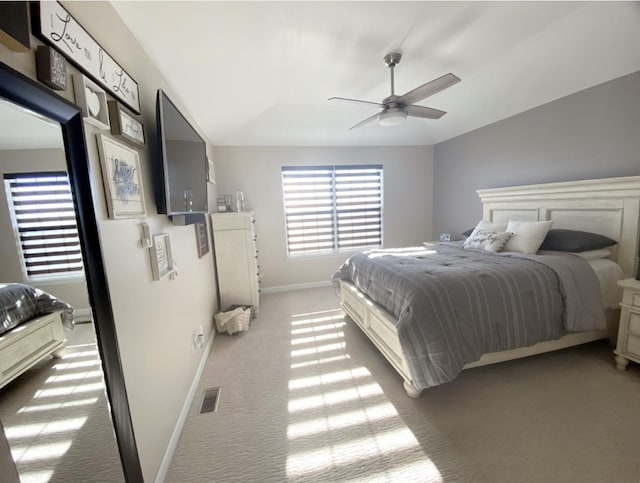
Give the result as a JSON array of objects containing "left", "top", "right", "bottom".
[
  {"left": 4, "top": 172, "right": 84, "bottom": 278},
  {"left": 282, "top": 165, "right": 383, "bottom": 255}
]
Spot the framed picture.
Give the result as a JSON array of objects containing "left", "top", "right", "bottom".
[
  {"left": 73, "top": 74, "right": 110, "bottom": 130},
  {"left": 96, "top": 134, "right": 147, "bottom": 219},
  {"left": 108, "top": 101, "right": 146, "bottom": 148},
  {"left": 0, "top": 2, "right": 30, "bottom": 52},
  {"left": 150, "top": 233, "right": 175, "bottom": 280},
  {"left": 195, "top": 222, "right": 209, "bottom": 258},
  {"left": 207, "top": 157, "right": 216, "bottom": 184},
  {"left": 32, "top": 1, "right": 140, "bottom": 113},
  {"left": 36, "top": 45, "right": 67, "bottom": 90}
]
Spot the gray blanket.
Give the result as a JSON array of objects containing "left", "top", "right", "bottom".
[
  {"left": 332, "top": 243, "right": 605, "bottom": 389},
  {"left": 0, "top": 283, "right": 75, "bottom": 335}
]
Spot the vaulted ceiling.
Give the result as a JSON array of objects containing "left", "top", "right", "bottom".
[{"left": 111, "top": 2, "right": 640, "bottom": 147}]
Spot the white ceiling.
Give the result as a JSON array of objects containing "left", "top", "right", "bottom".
[{"left": 111, "top": 1, "right": 640, "bottom": 147}]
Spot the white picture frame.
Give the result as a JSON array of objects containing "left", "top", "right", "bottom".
[
  {"left": 33, "top": 1, "right": 140, "bottom": 113},
  {"left": 150, "top": 233, "right": 175, "bottom": 280},
  {"left": 96, "top": 134, "right": 147, "bottom": 219},
  {"left": 207, "top": 157, "right": 216, "bottom": 184},
  {"left": 73, "top": 74, "right": 110, "bottom": 130}
]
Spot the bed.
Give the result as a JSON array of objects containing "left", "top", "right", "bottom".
[
  {"left": 333, "top": 176, "right": 640, "bottom": 398},
  {"left": 0, "top": 283, "right": 74, "bottom": 389}
]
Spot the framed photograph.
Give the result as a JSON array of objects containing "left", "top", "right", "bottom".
[
  {"left": 96, "top": 134, "right": 147, "bottom": 219},
  {"left": 150, "top": 233, "right": 175, "bottom": 280},
  {"left": 108, "top": 101, "right": 146, "bottom": 148},
  {"left": 73, "top": 74, "right": 110, "bottom": 130},
  {"left": 195, "top": 222, "right": 209, "bottom": 258}
]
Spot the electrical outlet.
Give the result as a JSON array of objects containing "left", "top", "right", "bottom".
[{"left": 192, "top": 325, "right": 205, "bottom": 352}]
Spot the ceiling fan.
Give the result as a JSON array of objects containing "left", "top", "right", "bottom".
[{"left": 329, "top": 52, "right": 461, "bottom": 129}]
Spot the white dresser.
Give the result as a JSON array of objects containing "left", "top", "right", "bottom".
[
  {"left": 211, "top": 212, "right": 260, "bottom": 317},
  {"left": 614, "top": 278, "right": 640, "bottom": 370}
]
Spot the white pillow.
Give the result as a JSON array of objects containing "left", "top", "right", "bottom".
[
  {"left": 575, "top": 248, "right": 611, "bottom": 261},
  {"left": 463, "top": 230, "right": 513, "bottom": 253},
  {"left": 503, "top": 220, "right": 554, "bottom": 254},
  {"left": 468, "top": 220, "right": 508, "bottom": 237}
]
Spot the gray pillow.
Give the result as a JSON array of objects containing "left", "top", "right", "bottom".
[{"left": 539, "top": 229, "right": 616, "bottom": 252}]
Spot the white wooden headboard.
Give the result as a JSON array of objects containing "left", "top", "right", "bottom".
[{"left": 477, "top": 176, "right": 640, "bottom": 278}]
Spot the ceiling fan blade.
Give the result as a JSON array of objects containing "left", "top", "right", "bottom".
[
  {"left": 350, "top": 112, "right": 380, "bottom": 130},
  {"left": 406, "top": 105, "right": 447, "bottom": 119},
  {"left": 396, "top": 73, "right": 461, "bottom": 106},
  {"left": 328, "top": 97, "right": 385, "bottom": 109}
]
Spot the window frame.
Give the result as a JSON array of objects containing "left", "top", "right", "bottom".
[
  {"left": 4, "top": 171, "right": 85, "bottom": 281},
  {"left": 281, "top": 164, "right": 384, "bottom": 257}
]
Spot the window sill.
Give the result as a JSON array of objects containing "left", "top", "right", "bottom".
[
  {"left": 286, "top": 249, "right": 368, "bottom": 261},
  {"left": 27, "top": 275, "right": 86, "bottom": 286}
]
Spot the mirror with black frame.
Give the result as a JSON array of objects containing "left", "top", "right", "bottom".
[{"left": 0, "top": 62, "right": 142, "bottom": 482}]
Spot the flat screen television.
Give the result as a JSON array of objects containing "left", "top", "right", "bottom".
[{"left": 155, "top": 89, "right": 207, "bottom": 225}]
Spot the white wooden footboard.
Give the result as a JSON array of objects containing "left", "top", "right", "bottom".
[
  {"left": 339, "top": 280, "right": 422, "bottom": 397},
  {"left": 340, "top": 280, "right": 615, "bottom": 399},
  {"left": 0, "top": 312, "right": 66, "bottom": 389}
]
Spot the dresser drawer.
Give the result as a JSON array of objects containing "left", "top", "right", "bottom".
[
  {"left": 626, "top": 333, "right": 640, "bottom": 357},
  {"left": 629, "top": 312, "right": 640, "bottom": 335},
  {"left": 211, "top": 212, "right": 254, "bottom": 231}
]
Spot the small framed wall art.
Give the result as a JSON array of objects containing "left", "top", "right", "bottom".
[
  {"left": 108, "top": 100, "right": 146, "bottom": 148},
  {"left": 96, "top": 134, "right": 147, "bottom": 219},
  {"left": 36, "top": 45, "right": 67, "bottom": 90},
  {"left": 150, "top": 233, "right": 175, "bottom": 280},
  {"left": 195, "top": 222, "right": 209, "bottom": 258},
  {"left": 73, "top": 74, "right": 110, "bottom": 130},
  {"left": 0, "top": 2, "right": 30, "bottom": 52}
]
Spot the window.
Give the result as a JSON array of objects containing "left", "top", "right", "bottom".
[
  {"left": 4, "top": 172, "right": 84, "bottom": 279},
  {"left": 282, "top": 165, "right": 383, "bottom": 255}
]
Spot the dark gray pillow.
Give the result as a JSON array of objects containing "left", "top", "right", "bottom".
[
  {"left": 462, "top": 227, "right": 474, "bottom": 237},
  {"left": 539, "top": 229, "right": 616, "bottom": 252}
]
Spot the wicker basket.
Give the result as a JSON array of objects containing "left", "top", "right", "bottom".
[{"left": 215, "top": 305, "right": 252, "bottom": 334}]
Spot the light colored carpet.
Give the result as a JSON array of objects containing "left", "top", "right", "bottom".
[
  {"left": 167, "top": 287, "right": 640, "bottom": 482},
  {"left": 0, "top": 322, "right": 124, "bottom": 483}
]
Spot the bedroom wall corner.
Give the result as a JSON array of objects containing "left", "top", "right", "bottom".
[{"left": 432, "top": 70, "right": 640, "bottom": 237}]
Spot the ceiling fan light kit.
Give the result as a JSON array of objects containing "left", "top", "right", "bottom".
[
  {"left": 329, "top": 52, "right": 461, "bottom": 130},
  {"left": 379, "top": 108, "right": 407, "bottom": 126}
]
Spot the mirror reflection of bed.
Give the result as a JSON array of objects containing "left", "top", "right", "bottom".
[{"left": 0, "top": 98, "right": 123, "bottom": 481}]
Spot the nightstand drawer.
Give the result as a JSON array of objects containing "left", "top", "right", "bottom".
[
  {"left": 632, "top": 293, "right": 640, "bottom": 310},
  {"left": 626, "top": 333, "right": 640, "bottom": 357},
  {"left": 629, "top": 312, "right": 640, "bottom": 334}
]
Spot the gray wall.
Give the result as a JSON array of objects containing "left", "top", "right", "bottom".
[
  {"left": 433, "top": 71, "right": 640, "bottom": 238},
  {"left": 214, "top": 145, "right": 434, "bottom": 288}
]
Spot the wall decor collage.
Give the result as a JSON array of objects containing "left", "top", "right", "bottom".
[{"left": 1, "top": 1, "right": 211, "bottom": 281}]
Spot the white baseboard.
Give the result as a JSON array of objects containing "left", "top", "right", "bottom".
[
  {"left": 74, "top": 308, "right": 92, "bottom": 323},
  {"left": 154, "top": 331, "right": 215, "bottom": 483},
  {"left": 261, "top": 280, "right": 332, "bottom": 294}
]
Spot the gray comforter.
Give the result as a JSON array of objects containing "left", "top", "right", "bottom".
[
  {"left": 0, "top": 283, "right": 74, "bottom": 335},
  {"left": 332, "top": 243, "right": 606, "bottom": 389}
]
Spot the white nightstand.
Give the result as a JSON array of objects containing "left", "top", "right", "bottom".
[{"left": 614, "top": 278, "right": 640, "bottom": 370}]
